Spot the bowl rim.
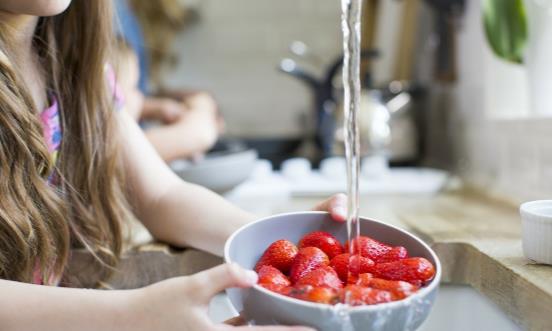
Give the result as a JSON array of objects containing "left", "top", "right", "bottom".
[
  {"left": 520, "top": 200, "right": 552, "bottom": 220},
  {"left": 224, "top": 211, "right": 442, "bottom": 312},
  {"left": 172, "top": 149, "right": 258, "bottom": 171}
]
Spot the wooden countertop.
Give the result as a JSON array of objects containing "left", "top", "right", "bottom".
[
  {"left": 71, "top": 189, "right": 552, "bottom": 330},
  {"left": 393, "top": 191, "right": 552, "bottom": 331}
]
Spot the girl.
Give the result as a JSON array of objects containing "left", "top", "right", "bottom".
[{"left": 0, "top": 1, "right": 347, "bottom": 330}]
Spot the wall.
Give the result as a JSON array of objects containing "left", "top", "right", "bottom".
[
  {"left": 162, "top": 0, "right": 343, "bottom": 138},
  {"left": 446, "top": 0, "right": 552, "bottom": 202}
]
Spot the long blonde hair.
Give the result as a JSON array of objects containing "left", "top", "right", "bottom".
[{"left": 0, "top": 1, "right": 132, "bottom": 285}]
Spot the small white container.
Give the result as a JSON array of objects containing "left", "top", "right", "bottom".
[{"left": 520, "top": 200, "right": 552, "bottom": 265}]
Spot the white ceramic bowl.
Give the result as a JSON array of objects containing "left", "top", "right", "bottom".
[
  {"left": 224, "top": 212, "right": 441, "bottom": 331},
  {"left": 520, "top": 200, "right": 552, "bottom": 264},
  {"left": 171, "top": 149, "right": 258, "bottom": 193}
]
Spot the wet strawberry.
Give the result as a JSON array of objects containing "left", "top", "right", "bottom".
[
  {"left": 356, "top": 273, "right": 418, "bottom": 299},
  {"left": 289, "top": 247, "right": 330, "bottom": 283},
  {"left": 255, "top": 239, "right": 298, "bottom": 273},
  {"left": 330, "top": 253, "right": 375, "bottom": 282},
  {"left": 298, "top": 231, "right": 343, "bottom": 259},
  {"left": 345, "top": 236, "right": 392, "bottom": 262},
  {"left": 260, "top": 283, "right": 288, "bottom": 293},
  {"left": 257, "top": 265, "right": 291, "bottom": 288},
  {"left": 364, "top": 277, "right": 419, "bottom": 300},
  {"left": 378, "top": 246, "right": 409, "bottom": 263},
  {"left": 286, "top": 285, "right": 339, "bottom": 304},
  {"left": 305, "top": 287, "right": 339, "bottom": 304},
  {"left": 338, "top": 285, "right": 393, "bottom": 306},
  {"left": 296, "top": 266, "right": 343, "bottom": 290},
  {"left": 355, "top": 273, "right": 373, "bottom": 286},
  {"left": 372, "top": 257, "right": 436, "bottom": 284}
]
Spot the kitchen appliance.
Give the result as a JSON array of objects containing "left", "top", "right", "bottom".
[
  {"left": 279, "top": 44, "right": 427, "bottom": 166},
  {"left": 278, "top": 48, "right": 380, "bottom": 164}
]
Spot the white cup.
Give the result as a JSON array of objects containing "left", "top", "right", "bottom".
[{"left": 520, "top": 200, "right": 552, "bottom": 265}]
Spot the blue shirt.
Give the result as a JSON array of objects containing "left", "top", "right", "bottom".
[{"left": 115, "top": 0, "right": 150, "bottom": 93}]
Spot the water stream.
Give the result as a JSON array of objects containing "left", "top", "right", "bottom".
[{"left": 341, "top": 0, "right": 363, "bottom": 302}]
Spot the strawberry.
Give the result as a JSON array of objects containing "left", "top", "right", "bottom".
[
  {"left": 330, "top": 253, "right": 375, "bottom": 282},
  {"left": 378, "top": 246, "right": 409, "bottom": 263},
  {"left": 338, "top": 285, "right": 393, "bottom": 306},
  {"left": 355, "top": 273, "right": 373, "bottom": 286},
  {"left": 305, "top": 287, "right": 339, "bottom": 304},
  {"left": 296, "top": 266, "right": 343, "bottom": 290},
  {"left": 372, "top": 257, "right": 436, "bottom": 285},
  {"left": 289, "top": 247, "right": 330, "bottom": 283},
  {"left": 255, "top": 239, "right": 298, "bottom": 273},
  {"left": 260, "top": 283, "right": 288, "bottom": 293},
  {"left": 298, "top": 231, "right": 343, "bottom": 259},
  {"left": 257, "top": 265, "right": 291, "bottom": 288},
  {"left": 286, "top": 285, "right": 339, "bottom": 304},
  {"left": 345, "top": 236, "right": 392, "bottom": 262},
  {"left": 364, "top": 277, "right": 419, "bottom": 300}
]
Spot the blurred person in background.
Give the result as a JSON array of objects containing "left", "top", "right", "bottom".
[{"left": 115, "top": 0, "right": 222, "bottom": 162}]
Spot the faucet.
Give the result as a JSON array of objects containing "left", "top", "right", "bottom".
[{"left": 278, "top": 44, "right": 379, "bottom": 162}]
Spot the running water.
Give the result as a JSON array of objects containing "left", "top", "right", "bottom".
[{"left": 341, "top": 0, "right": 362, "bottom": 303}]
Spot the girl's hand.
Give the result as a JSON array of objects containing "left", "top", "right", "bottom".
[
  {"left": 128, "top": 263, "right": 314, "bottom": 331},
  {"left": 312, "top": 193, "right": 348, "bottom": 222}
]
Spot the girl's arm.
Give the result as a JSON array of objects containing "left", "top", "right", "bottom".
[
  {"left": 119, "top": 110, "right": 255, "bottom": 255},
  {"left": 0, "top": 279, "right": 132, "bottom": 331},
  {"left": 0, "top": 265, "right": 313, "bottom": 331},
  {"left": 118, "top": 111, "right": 346, "bottom": 256}
]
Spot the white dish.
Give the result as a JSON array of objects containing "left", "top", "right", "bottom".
[
  {"left": 520, "top": 200, "right": 552, "bottom": 265},
  {"left": 171, "top": 149, "right": 258, "bottom": 193}
]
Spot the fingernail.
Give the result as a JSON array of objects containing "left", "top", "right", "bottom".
[
  {"left": 335, "top": 206, "right": 347, "bottom": 218},
  {"left": 244, "top": 269, "right": 258, "bottom": 284}
]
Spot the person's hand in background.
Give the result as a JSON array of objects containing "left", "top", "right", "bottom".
[
  {"left": 141, "top": 92, "right": 224, "bottom": 162},
  {"left": 141, "top": 97, "right": 182, "bottom": 124}
]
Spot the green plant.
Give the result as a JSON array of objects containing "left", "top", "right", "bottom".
[{"left": 482, "top": 0, "right": 528, "bottom": 64}]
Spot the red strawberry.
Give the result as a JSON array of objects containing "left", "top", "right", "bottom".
[
  {"left": 338, "top": 285, "right": 393, "bottom": 306},
  {"left": 289, "top": 247, "right": 330, "bottom": 283},
  {"left": 298, "top": 231, "right": 343, "bottom": 259},
  {"left": 345, "top": 236, "right": 392, "bottom": 262},
  {"left": 286, "top": 285, "right": 339, "bottom": 304},
  {"left": 278, "top": 285, "right": 296, "bottom": 297},
  {"left": 260, "top": 283, "right": 288, "bottom": 293},
  {"left": 330, "top": 253, "right": 375, "bottom": 282},
  {"left": 378, "top": 246, "right": 409, "bottom": 263},
  {"left": 296, "top": 266, "right": 343, "bottom": 290},
  {"left": 255, "top": 239, "right": 298, "bottom": 273},
  {"left": 257, "top": 265, "right": 291, "bottom": 288},
  {"left": 355, "top": 273, "right": 373, "bottom": 286},
  {"left": 372, "top": 257, "right": 436, "bottom": 284},
  {"left": 305, "top": 287, "right": 339, "bottom": 304},
  {"left": 364, "top": 277, "right": 419, "bottom": 300}
]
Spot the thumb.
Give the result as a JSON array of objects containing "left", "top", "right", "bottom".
[
  {"left": 189, "top": 263, "right": 258, "bottom": 302},
  {"left": 312, "top": 193, "right": 347, "bottom": 222}
]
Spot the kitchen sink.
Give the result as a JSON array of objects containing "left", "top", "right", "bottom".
[
  {"left": 418, "top": 285, "right": 520, "bottom": 331},
  {"left": 208, "top": 285, "right": 521, "bottom": 330}
]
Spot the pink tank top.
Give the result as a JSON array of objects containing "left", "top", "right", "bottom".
[{"left": 34, "top": 66, "right": 124, "bottom": 285}]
